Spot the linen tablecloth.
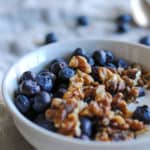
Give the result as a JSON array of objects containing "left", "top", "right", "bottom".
[{"left": 0, "top": 0, "right": 150, "bottom": 149}]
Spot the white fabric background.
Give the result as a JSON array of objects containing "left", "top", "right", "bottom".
[{"left": 0, "top": 0, "right": 150, "bottom": 149}]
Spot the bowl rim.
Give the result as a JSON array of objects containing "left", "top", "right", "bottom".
[{"left": 2, "top": 39, "right": 150, "bottom": 147}]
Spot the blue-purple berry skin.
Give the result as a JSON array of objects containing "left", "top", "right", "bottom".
[
  {"left": 138, "top": 87, "right": 146, "bottom": 97},
  {"left": 45, "top": 33, "right": 58, "bottom": 44},
  {"left": 133, "top": 105, "right": 150, "bottom": 124},
  {"left": 76, "top": 134, "right": 90, "bottom": 140},
  {"left": 15, "top": 95, "right": 31, "bottom": 114},
  {"left": 104, "top": 63, "right": 116, "bottom": 69},
  {"left": 73, "top": 48, "right": 87, "bottom": 57},
  {"left": 93, "top": 50, "right": 107, "bottom": 66},
  {"left": 36, "top": 71, "right": 54, "bottom": 92},
  {"left": 19, "top": 80, "right": 40, "bottom": 96},
  {"left": 105, "top": 50, "right": 115, "bottom": 63},
  {"left": 139, "top": 36, "right": 150, "bottom": 46},
  {"left": 115, "top": 59, "right": 128, "bottom": 69},
  {"left": 116, "top": 14, "right": 132, "bottom": 23},
  {"left": 84, "top": 97, "right": 92, "bottom": 104},
  {"left": 77, "top": 16, "right": 89, "bottom": 26},
  {"left": 58, "top": 67, "right": 75, "bottom": 81},
  {"left": 20, "top": 71, "right": 36, "bottom": 83},
  {"left": 33, "top": 91, "right": 52, "bottom": 113},
  {"left": 80, "top": 117, "right": 92, "bottom": 137},
  {"left": 117, "top": 23, "right": 130, "bottom": 33},
  {"left": 50, "top": 58, "right": 66, "bottom": 66},
  {"left": 50, "top": 61, "right": 67, "bottom": 75},
  {"left": 54, "top": 88, "right": 67, "bottom": 98},
  {"left": 35, "top": 114, "right": 56, "bottom": 131},
  {"left": 91, "top": 66, "right": 99, "bottom": 81},
  {"left": 86, "top": 56, "right": 95, "bottom": 66}
]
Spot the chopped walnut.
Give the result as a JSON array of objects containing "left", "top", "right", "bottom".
[
  {"left": 126, "top": 119, "right": 145, "bottom": 131},
  {"left": 112, "top": 93, "right": 131, "bottom": 116},
  {"left": 122, "top": 76, "right": 135, "bottom": 87},
  {"left": 45, "top": 98, "right": 77, "bottom": 128},
  {"left": 123, "top": 68, "right": 141, "bottom": 80},
  {"left": 96, "top": 131, "right": 110, "bottom": 141},
  {"left": 77, "top": 70, "right": 94, "bottom": 85},
  {"left": 80, "top": 85, "right": 113, "bottom": 117},
  {"left": 125, "top": 87, "right": 139, "bottom": 102},
  {"left": 63, "top": 85, "right": 84, "bottom": 101},
  {"left": 69, "top": 56, "right": 91, "bottom": 73},
  {"left": 70, "top": 70, "right": 94, "bottom": 86},
  {"left": 142, "top": 71, "right": 150, "bottom": 89},
  {"left": 111, "top": 115, "right": 129, "bottom": 130},
  {"left": 96, "top": 128, "right": 134, "bottom": 141},
  {"left": 59, "top": 113, "right": 81, "bottom": 136},
  {"left": 98, "top": 67, "right": 125, "bottom": 92},
  {"left": 98, "top": 67, "right": 113, "bottom": 82},
  {"left": 95, "top": 85, "right": 112, "bottom": 107},
  {"left": 106, "top": 74, "right": 125, "bottom": 92}
]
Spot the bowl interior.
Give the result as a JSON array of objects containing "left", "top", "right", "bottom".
[{"left": 2, "top": 39, "right": 150, "bottom": 145}]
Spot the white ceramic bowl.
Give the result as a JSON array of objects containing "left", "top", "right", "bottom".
[{"left": 2, "top": 39, "right": 150, "bottom": 150}]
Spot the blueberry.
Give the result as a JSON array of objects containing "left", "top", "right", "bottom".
[
  {"left": 116, "top": 14, "right": 132, "bottom": 23},
  {"left": 105, "top": 50, "right": 115, "bottom": 63},
  {"left": 77, "top": 16, "right": 89, "bottom": 26},
  {"left": 86, "top": 55, "right": 95, "bottom": 66},
  {"left": 76, "top": 134, "right": 90, "bottom": 140},
  {"left": 26, "top": 108, "right": 37, "bottom": 121},
  {"left": 46, "top": 71, "right": 56, "bottom": 82},
  {"left": 50, "top": 61, "right": 67, "bottom": 75},
  {"left": 19, "top": 80, "right": 40, "bottom": 96},
  {"left": 14, "top": 90, "right": 20, "bottom": 98},
  {"left": 54, "top": 88, "right": 67, "bottom": 98},
  {"left": 40, "top": 71, "right": 56, "bottom": 83},
  {"left": 44, "top": 33, "right": 58, "bottom": 44},
  {"left": 93, "top": 50, "right": 107, "bottom": 66},
  {"left": 15, "top": 95, "right": 31, "bottom": 114},
  {"left": 19, "top": 71, "right": 36, "bottom": 83},
  {"left": 48, "top": 72, "right": 56, "bottom": 83},
  {"left": 91, "top": 66, "right": 99, "bottom": 81},
  {"left": 33, "top": 91, "right": 52, "bottom": 113},
  {"left": 138, "top": 87, "right": 146, "bottom": 97},
  {"left": 73, "top": 48, "right": 94, "bottom": 65},
  {"left": 80, "top": 117, "right": 92, "bottom": 137},
  {"left": 139, "top": 36, "right": 150, "bottom": 46},
  {"left": 116, "top": 23, "right": 130, "bottom": 33},
  {"left": 73, "top": 48, "right": 87, "bottom": 57},
  {"left": 50, "top": 58, "right": 66, "bottom": 66},
  {"left": 84, "top": 97, "right": 92, "bottom": 104},
  {"left": 115, "top": 59, "right": 128, "bottom": 69},
  {"left": 104, "top": 63, "right": 116, "bottom": 69},
  {"left": 36, "top": 71, "right": 54, "bottom": 92},
  {"left": 58, "top": 67, "right": 75, "bottom": 81},
  {"left": 133, "top": 105, "right": 150, "bottom": 124},
  {"left": 58, "top": 84, "right": 68, "bottom": 89},
  {"left": 35, "top": 114, "right": 56, "bottom": 131}
]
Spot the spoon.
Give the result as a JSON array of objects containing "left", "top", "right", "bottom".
[{"left": 131, "top": 0, "right": 150, "bottom": 27}]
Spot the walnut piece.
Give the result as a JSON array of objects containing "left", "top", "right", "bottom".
[
  {"left": 45, "top": 98, "right": 77, "bottom": 128},
  {"left": 98, "top": 67, "right": 125, "bottom": 92},
  {"left": 69, "top": 56, "right": 91, "bottom": 73}
]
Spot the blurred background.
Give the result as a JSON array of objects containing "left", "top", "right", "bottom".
[
  {"left": 0, "top": 0, "right": 150, "bottom": 149},
  {"left": 0, "top": 0, "right": 150, "bottom": 81}
]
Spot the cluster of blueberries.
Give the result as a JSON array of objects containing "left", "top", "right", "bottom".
[
  {"left": 44, "top": 14, "right": 150, "bottom": 46},
  {"left": 14, "top": 48, "right": 150, "bottom": 139}
]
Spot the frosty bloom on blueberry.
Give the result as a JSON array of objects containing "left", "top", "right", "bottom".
[{"left": 14, "top": 47, "right": 150, "bottom": 142}]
